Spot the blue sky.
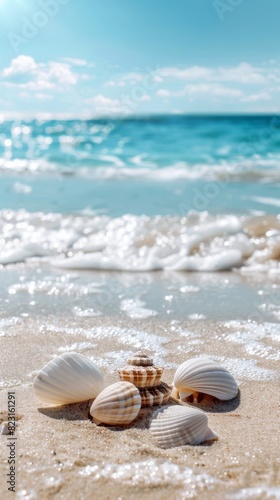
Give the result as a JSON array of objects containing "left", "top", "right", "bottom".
[{"left": 0, "top": 0, "right": 280, "bottom": 118}]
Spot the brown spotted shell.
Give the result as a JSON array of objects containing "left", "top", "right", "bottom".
[{"left": 139, "top": 383, "right": 172, "bottom": 407}]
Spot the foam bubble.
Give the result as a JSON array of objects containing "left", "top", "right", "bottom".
[
  {"left": 79, "top": 458, "right": 220, "bottom": 493},
  {"left": 223, "top": 321, "right": 280, "bottom": 362},
  {"left": 90, "top": 326, "right": 167, "bottom": 355},
  {"left": 210, "top": 356, "right": 277, "bottom": 381},
  {"left": 0, "top": 317, "right": 22, "bottom": 337},
  {"left": 0, "top": 210, "right": 279, "bottom": 273},
  {"left": 120, "top": 299, "right": 158, "bottom": 319},
  {"left": 73, "top": 307, "right": 102, "bottom": 317},
  {"left": 180, "top": 286, "right": 200, "bottom": 293},
  {"left": 57, "top": 342, "right": 96, "bottom": 353},
  {"left": 228, "top": 486, "right": 280, "bottom": 499}
]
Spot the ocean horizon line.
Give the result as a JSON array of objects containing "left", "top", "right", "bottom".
[{"left": 1, "top": 111, "right": 280, "bottom": 123}]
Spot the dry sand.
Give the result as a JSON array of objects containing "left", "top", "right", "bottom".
[{"left": 0, "top": 315, "right": 280, "bottom": 500}]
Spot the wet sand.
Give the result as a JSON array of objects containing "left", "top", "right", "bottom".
[{"left": 0, "top": 313, "right": 280, "bottom": 500}]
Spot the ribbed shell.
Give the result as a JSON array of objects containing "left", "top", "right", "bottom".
[
  {"left": 139, "top": 383, "right": 171, "bottom": 407},
  {"left": 150, "top": 405, "right": 217, "bottom": 448},
  {"left": 127, "top": 352, "right": 153, "bottom": 366},
  {"left": 118, "top": 365, "right": 163, "bottom": 388},
  {"left": 90, "top": 381, "right": 141, "bottom": 426},
  {"left": 173, "top": 358, "right": 238, "bottom": 401},
  {"left": 33, "top": 352, "right": 105, "bottom": 406}
]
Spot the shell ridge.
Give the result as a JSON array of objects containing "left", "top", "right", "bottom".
[
  {"left": 33, "top": 352, "right": 105, "bottom": 405},
  {"left": 174, "top": 358, "right": 238, "bottom": 401},
  {"left": 90, "top": 382, "right": 141, "bottom": 426},
  {"left": 150, "top": 405, "right": 216, "bottom": 448}
]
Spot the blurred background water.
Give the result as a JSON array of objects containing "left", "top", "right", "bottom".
[{"left": 0, "top": 115, "right": 280, "bottom": 216}]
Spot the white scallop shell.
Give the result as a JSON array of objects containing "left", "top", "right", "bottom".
[
  {"left": 33, "top": 352, "right": 105, "bottom": 406},
  {"left": 173, "top": 358, "right": 238, "bottom": 401},
  {"left": 90, "top": 381, "right": 141, "bottom": 425},
  {"left": 150, "top": 405, "right": 217, "bottom": 448}
]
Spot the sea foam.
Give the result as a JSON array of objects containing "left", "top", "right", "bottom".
[{"left": 0, "top": 210, "right": 279, "bottom": 273}]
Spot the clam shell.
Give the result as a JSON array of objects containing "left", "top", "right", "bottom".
[
  {"left": 139, "top": 383, "right": 172, "bottom": 407},
  {"left": 173, "top": 358, "right": 238, "bottom": 401},
  {"left": 150, "top": 405, "right": 217, "bottom": 448},
  {"left": 118, "top": 365, "right": 163, "bottom": 387},
  {"left": 33, "top": 352, "right": 105, "bottom": 406},
  {"left": 90, "top": 381, "right": 141, "bottom": 425},
  {"left": 127, "top": 352, "right": 153, "bottom": 366}
]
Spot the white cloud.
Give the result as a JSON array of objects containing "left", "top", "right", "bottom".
[
  {"left": 62, "top": 57, "right": 89, "bottom": 67},
  {"left": 105, "top": 80, "right": 125, "bottom": 87},
  {"left": 138, "top": 94, "right": 151, "bottom": 102},
  {"left": 3, "top": 55, "right": 37, "bottom": 77},
  {"left": 2, "top": 55, "right": 82, "bottom": 91},
  {"left": 85, "top": 94, "right": 122, "bottom": 114},
  {"left": 105, "top": 80, "right": 115, "bottom": 87},
  {"left": 185, "top": 83, "right": 243, "bottom": 98},
  {"left": 217, "top": 63, "right": 267, "bottom": 84},
  {"left": 121, "top": 72, "right": 144, "bottom": 82},
  {"left": 159, "top": 62, "right": 271, "bottom": 85},
  {"left": 87, "top": 94, "right": 120, "bottom": 106},
  {"left": 241, "top": 91, "right": 271, "bottom": 102},
  {"left": 157, "top": 89, "right": 184, "bottom": 97},
  {"left": 104, "top": 73, "right": 143, "bottom": 87},
  {"left": 157, "top": 84, "right": 243, "bottom": 99},
  {"left": 105, "top": 69, "right": 162, "bottom": 88},
  {"left": 35, "top": 93, "right": 53, "bottom": 101},
  {"left": 157, "top": 89, "right": 171, "bottom": 97},
  {"left": 1, "top": 57, "right": 278, "bottom": 115},
  {"left": 160, "top": 66, "right": 213, "bottom": 80}
]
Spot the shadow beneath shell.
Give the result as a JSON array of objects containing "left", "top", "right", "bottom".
[
  {"left": 38, "top": 400, "right": 90, "bottom": 421},
  {"left": 95, "top": 406, "right": 156, "bottom": 431},
  {"left": 100, "top": 404, "right": 217, "bottom": 448},
  {"left": 183, "top": 389, "right": 241, "bottom": 413}
]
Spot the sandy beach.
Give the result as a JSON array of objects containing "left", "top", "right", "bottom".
[
  {"left": 1, "top": 275, "right": 280, "bottom": 499},
  {"left": 1, "top": 0, "right": 280, "bottom": 497}
]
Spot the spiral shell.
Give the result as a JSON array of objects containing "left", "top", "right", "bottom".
[
  {"left": 150, "top": 405, "right": 218, "bottom": 448},
  {"left": 90, "top": 381, "right": 141, "bottom": 426},
  {"left": 118, "top": 352, "right": 164, "bottom": 388},
  {"left": 173, "top": 358, "right": 238, "bottom": 401},
  {"left": 118, "top": 365, "right": 163, "bottom": 388},
  {"left": 139, "top": 383, "right": 171, "bottom": 407},
  {"left": 33, "top": 352, "right": 105, "bottom": 406},
  {"left": 127, "top": 352, "right": 153, "bottom": 366}
]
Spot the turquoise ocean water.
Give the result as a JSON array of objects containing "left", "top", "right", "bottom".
[
  {"left": 0, "top": 115, "right": 279, "bottom": 276},
  {"left": 0, "top": 115, "right": 279, "bottom": 216}
]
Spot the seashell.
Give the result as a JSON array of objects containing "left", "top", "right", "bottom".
[
  {"left": 173, "top": 358, "right": 238, "bottom": 401},
  {"left": 127, "top": 352, "right": 154, "bottom": 366},
  {"left": 139, "top": 382, "right": 172, "bottom": 407},
  {"left": 1, "top": 422, "right": 11, "bottom": 435},
  {"left": 118, "top": 365, "right": 163, "bottom": 388},
  {"left": 33, "top": 352, "right": 105, "bottom": 406},
  {"left": 118, "top": 352, "right": 163, "bottom": 388},
  {"left": 150, "top": 405, "right": 218, "bottom": 448},
  {"left": 90, "top": 381, "right": 141, "bottom": 425}
]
